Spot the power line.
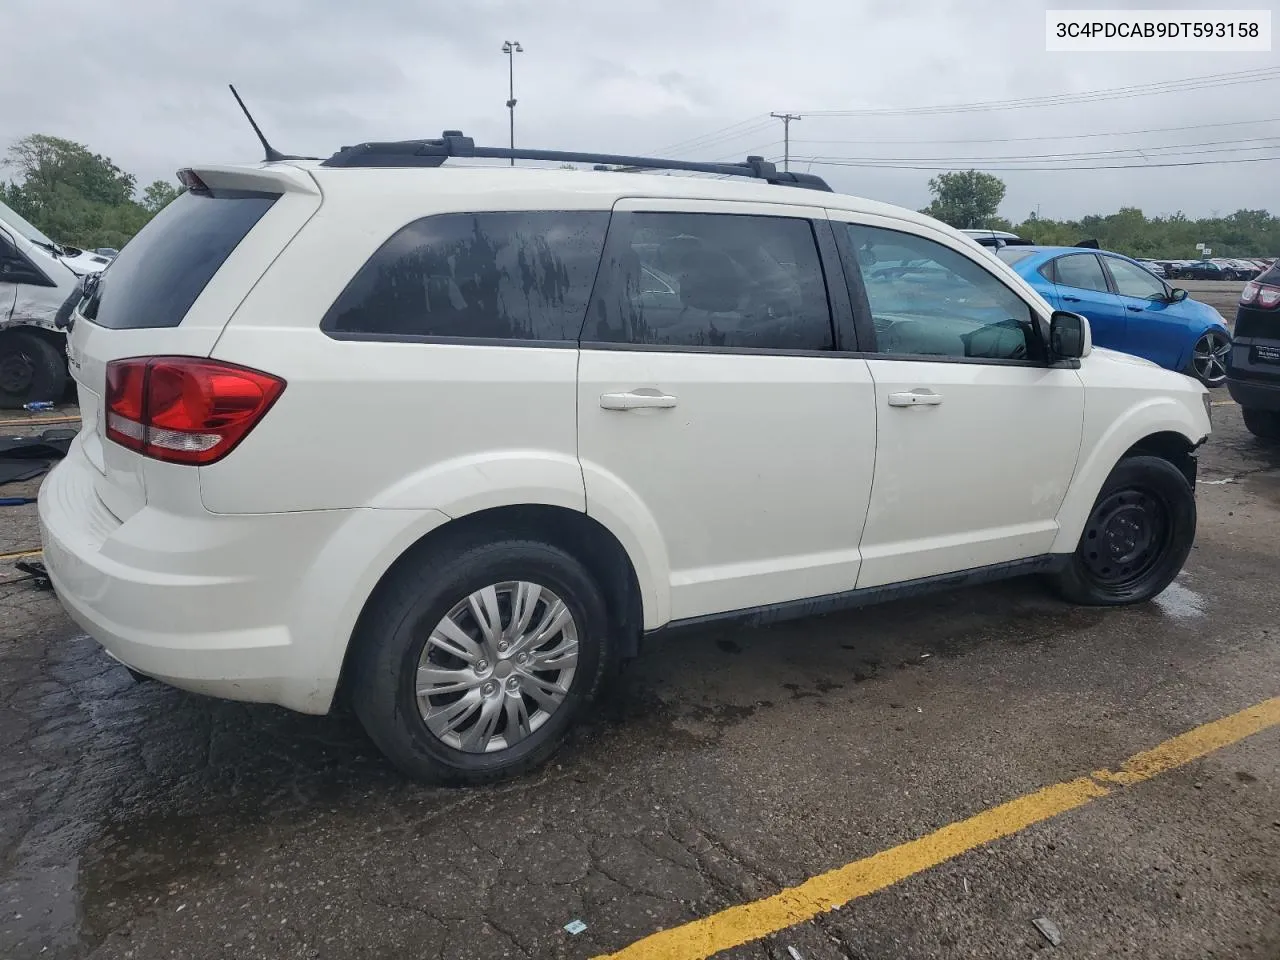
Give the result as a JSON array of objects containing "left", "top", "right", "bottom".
[
  {"left": 647, "top": 115, "right": 773, "bottom": 156},
  {"left": 791, "top": 152, "right": 1280, "bottom": 172},
  {"left": 788, "top": 115, "right": 1280, "bottom": 147},
  {"left": 796, "top": 135, "right": 1280, "bottom": 165},
  {"left": 798, "top": 66, "right": 1280, "bottom": 117},
  {"left": 654, "top": 68, "right": 1280, "bottom": 163}
]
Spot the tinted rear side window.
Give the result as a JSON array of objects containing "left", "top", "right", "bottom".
[
  {"left": 86, "top": 190, "right": 277, "bottom": 329},
  {"left": 1052, "top": 253, "right": 1110, "bottom": 293},
  {"left": 323, "top": 212, "right": 609, "bottom": 341},
  {"left": 586, "top": 212, "right": 834, "bottom": 351}
]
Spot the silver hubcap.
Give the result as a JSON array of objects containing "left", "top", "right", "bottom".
[
  {"left": 416, "top": 581, "right": 578, "bottom": 754},
  {"left": 1192, "top": 331, "right": 1230, "bottom": 385}
]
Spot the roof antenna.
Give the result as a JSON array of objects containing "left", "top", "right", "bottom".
[{"left": 228, "top": 84, "right": 305, "bottom": 162}]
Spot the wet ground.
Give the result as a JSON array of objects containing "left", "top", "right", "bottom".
[{"left": 1, "top": 396, "right": 1277, "bottom": 960}]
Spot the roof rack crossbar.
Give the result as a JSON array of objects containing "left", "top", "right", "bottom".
[{"left": 321, "top": 133, "right": 832, "bottom": 191}]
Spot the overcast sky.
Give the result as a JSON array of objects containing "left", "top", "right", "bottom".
[{"left": 3, "top": 0, "right": 1277, "bottom": 221}]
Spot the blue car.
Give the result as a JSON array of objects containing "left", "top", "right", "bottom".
[{"left": 996, "top": 246, "right": 1232, "bottom": 387}]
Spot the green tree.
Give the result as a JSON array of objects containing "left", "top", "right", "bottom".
[
  {"left": 921, "top": 170, "right": 1007, "bottom": 229},
  {"left": 5, "top": 134, "right": 135, "bottom": 207},
  {"left": 141, "top": 179, "right": 182, "bottom": 213},
  {"left": 2, "top": 134, "right": 169, "bottom": 249}
]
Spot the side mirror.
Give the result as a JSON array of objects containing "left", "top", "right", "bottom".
[
  {"left": 1169, "top": 288, "right": 1188, "bottom": 303},
  {"left": 1050, "top": 310, "right": 1091, "bottom": 359}
]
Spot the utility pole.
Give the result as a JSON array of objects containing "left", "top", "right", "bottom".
[
  {"left": 770, "top": 112, "right": 802, "bottom": 171},
  {"left": 502, "top": 40, "right": 523, "bottom": 165}
]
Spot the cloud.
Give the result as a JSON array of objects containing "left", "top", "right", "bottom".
[{"left": 1, "top": 0, "right": 1276, "bottom": 218}]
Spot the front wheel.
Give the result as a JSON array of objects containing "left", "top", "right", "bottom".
[
  {"left": 1050, "top": 455, "right": 1196, "bottom": 606},
  {"left": 1242, "top": 407, "right": 1280, "bottom": 441},
  {"left": 1186, "top": 329, "right": 1230, "bottom": 387},
  {"left": 349, "top": 536, "right": 613, "bottom": 784}
]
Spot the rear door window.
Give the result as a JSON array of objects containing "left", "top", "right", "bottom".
[
  {"left": 1052, "top": 254, "right": 1110, "bottom": 293},
  {"left": 586, "top": 212, "right": 834, "bottom": 351},
  {"left": 85, "top": 190, "right": 278, "bottom": 329},
  {"left": 322, "top": 211, "right": 609, "bottom": 342}
]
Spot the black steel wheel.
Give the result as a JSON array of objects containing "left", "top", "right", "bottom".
[
  {"left": 1077, "top": 488, "right": 1170, "bottom": 592},
  {"left": 1050, "top": 455, "right": 1196, "bottom": 606}
]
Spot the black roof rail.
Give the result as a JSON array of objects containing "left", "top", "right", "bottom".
[{"left": 320, "top": 132, "right": 832, "bottom": 192}]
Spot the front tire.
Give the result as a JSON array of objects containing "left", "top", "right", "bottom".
[
  {"left": 1186, "top": 329, "right": 1230, "bottom": 387},
  {"left": 349, "top": 536, "right": 613, "bottom": 784},
  {"left": 1050, "top": 455, "right": 1196, "bottom": 606},
  {"left": 1242, "top": 407, "right": 1280, "bottom": 441}
]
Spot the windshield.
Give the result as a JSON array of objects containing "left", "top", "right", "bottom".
[
  {"left": 0, "top": 197, "right": 59, "bottom": 249},
  {"left": 996, "top": 248, "right": 1036, "bottom": 265}
]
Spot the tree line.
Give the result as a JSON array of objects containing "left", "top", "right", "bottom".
[
  {"left": 4, "top": 135, "right": 1276, "bottom": 260},
  {"left": 923, "top": 169, "right": 1278, "bottom": 259},
  {"left": 2, "top": 135, "right": 181, "bottom": 250}
]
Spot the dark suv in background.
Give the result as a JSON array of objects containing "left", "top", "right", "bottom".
[{"left": 1226, "top": 260, "right": 1280, "bottom": 440}]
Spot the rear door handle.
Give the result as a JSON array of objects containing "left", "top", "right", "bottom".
[
  {"left": 1062, "top": 295, "right": 1082, "bottom": 303},
  {"left": 600, "top": 391, "right": 679, "bottom": 411},
  {"left": 888, "top": 389, "right": 943, "bottom": 407},
  {"left": 1127, "top": 305, "right": 1144, "bottom": 312}
]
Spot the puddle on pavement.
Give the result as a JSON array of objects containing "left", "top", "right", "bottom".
[{"left": 1153, "top": 580, "right": 1207, "bottom": 621}]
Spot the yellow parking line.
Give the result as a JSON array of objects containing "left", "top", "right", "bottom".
[{"left": 595, "top": 697, "right": 1280, "bottom": 960}]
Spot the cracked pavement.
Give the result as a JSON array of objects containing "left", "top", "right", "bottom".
[{"left": 1, "top": 398, "right": 1277, "bottom": 960}]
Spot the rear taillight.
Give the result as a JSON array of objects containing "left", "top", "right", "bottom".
[
  {"left": 1255, "top": 284, "right": 1280, "bottom": 310},
  {"left": 105, "top": 357, "right": 284, "bottom": 465}
]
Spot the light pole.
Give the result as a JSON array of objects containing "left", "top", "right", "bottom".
[{"left": 502, "top": 40, "right": 523, "bottom": 166}]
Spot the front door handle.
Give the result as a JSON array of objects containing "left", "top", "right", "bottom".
[
  {"left": 600, "top": 391, "right": 679, "bottom": 411},
  {"left": 888, "top": 389, "right": 943, "bottom": 407},
  {"left": 1127, "top": 305, "right": 1144, "bottom": 312}
]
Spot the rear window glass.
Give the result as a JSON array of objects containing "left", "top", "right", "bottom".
[
  {"left": 995, "top": 248, "right": 1035, "bottom": 265},
  {"left": 322, "top": 212, "right": 609, "bottom": 341},
  {"left": 86, "top": 190, "right": 277, "bottom": 329},
  {"left": 1260, "top": 261, "right": 1280, "bottom": 285}
]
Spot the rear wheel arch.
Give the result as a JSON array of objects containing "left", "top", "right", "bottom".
[{"left": 338, "top": 504, "right": 645, "bottom": 702}]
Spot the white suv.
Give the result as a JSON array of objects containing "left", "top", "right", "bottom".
[{"left": 39, "top": 137, "right": 1211, "bottom": 783}]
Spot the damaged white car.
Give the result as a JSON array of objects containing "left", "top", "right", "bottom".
[{"left": 0, "top": 198, "right": 108, "bottom": 407}]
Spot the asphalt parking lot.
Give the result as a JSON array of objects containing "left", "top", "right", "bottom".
[{"left": 2, "top": 385, "right": 1278, "bottom": 960}]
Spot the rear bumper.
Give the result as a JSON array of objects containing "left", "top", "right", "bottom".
[
  {"left": 1227, "top": 376, "right": 1280, "bottom": 411},
  {"left": 38, "top": 440, "right": 450, "bottom": 714},
  {"left": 1226, "top": 339, "right": 1280, "bottom": 411}
]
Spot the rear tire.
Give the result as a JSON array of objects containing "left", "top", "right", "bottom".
[
  {"left": 349, "top": 536, "right": 613, "bottom": 784},
  {"left": 0, "top": 331, "right": 67, "bottom": 409},
  {"left": 1050, "top": 455, "right": 1196, "bottom": 606},
  {"left": 1242, "top": 407, "right": 1280, "bottom": 441}
]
